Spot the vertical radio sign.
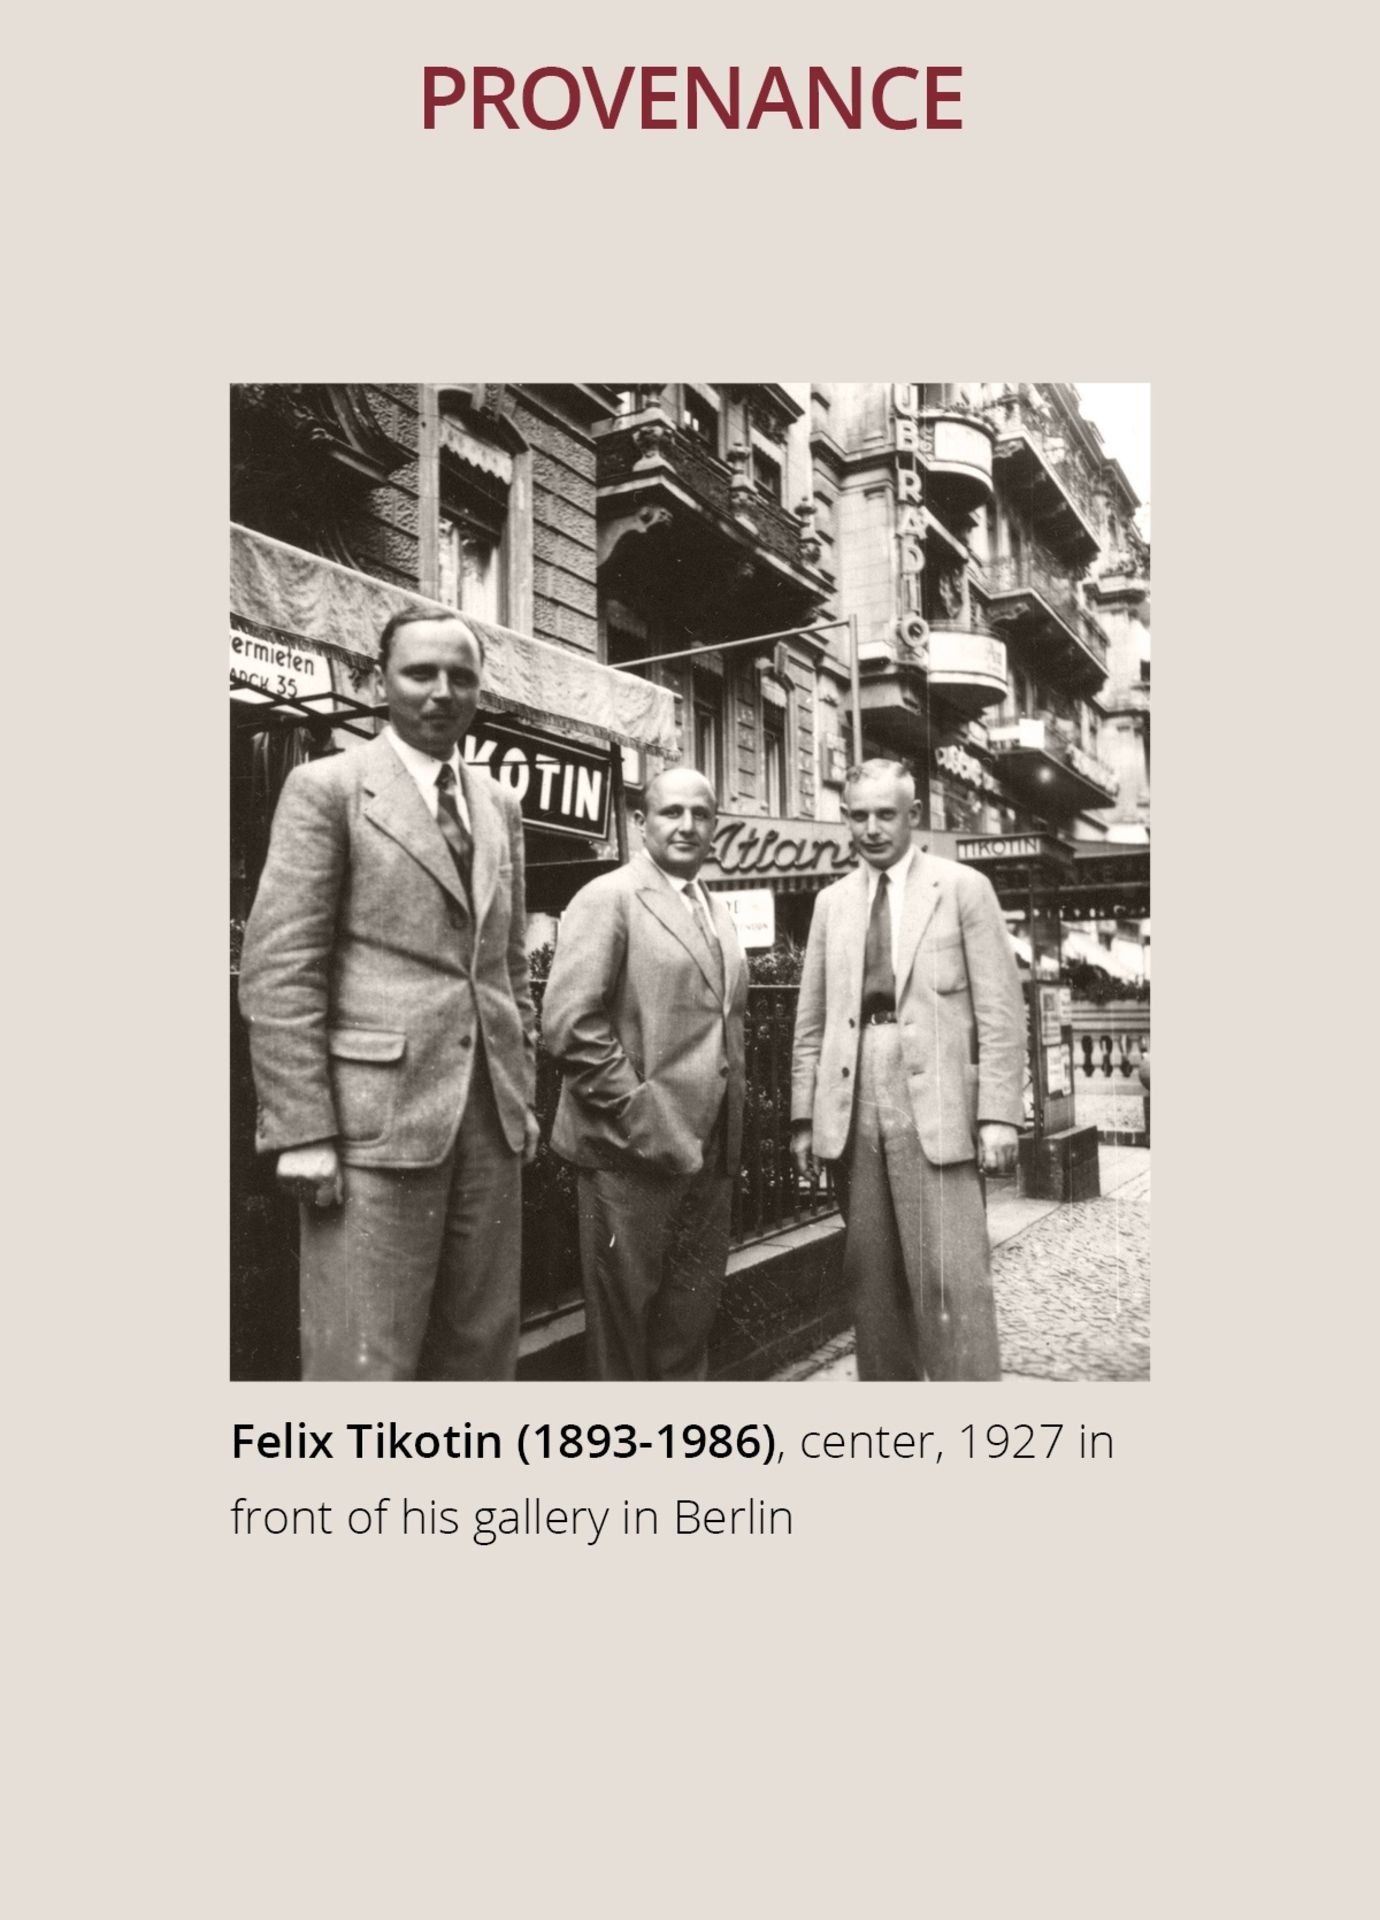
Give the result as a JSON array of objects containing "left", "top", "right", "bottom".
[{"left": 891, "top": 384, "right": 928, "bottom": 658}]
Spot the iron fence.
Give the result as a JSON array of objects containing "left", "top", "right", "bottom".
[
  {"left": 526, "top": 979, "right": 837, "bottom": 1297},
  {"left": 733, "top": 985, "right": 838, "bottom": 1242}
]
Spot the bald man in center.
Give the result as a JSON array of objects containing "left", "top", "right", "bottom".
[{"left": 542, "top": 768, "right": 748, "bottom": 1381}]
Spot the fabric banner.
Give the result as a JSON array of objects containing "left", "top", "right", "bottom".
[{"left": 229, "top": 523, "right": 677, "bottom": 753}]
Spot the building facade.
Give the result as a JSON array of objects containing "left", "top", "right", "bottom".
[
  {"left": 787, "top": 383, "right": 1149, "bottom": 978},
  {"left": 594, "top": 383, "right": 843, "bottom": 946},
  {"left": 589, "top": 382, "right": 1149, "bottom": 972}
]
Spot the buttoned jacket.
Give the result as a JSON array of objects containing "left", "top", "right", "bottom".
[
  {"left": 542, "top": 852, "right": 748, "bottom": 1177},
  {"left": 238, "top": 732, "right": 535, "bottom": 1167},
  {"left": 791, "top": 849, "right": 1025, "bottom": 1165}
]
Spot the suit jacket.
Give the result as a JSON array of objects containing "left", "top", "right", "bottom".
[
  {"left": 542, "top": 852, "right": 748, "bottom": 1177},
  {"left": 238, "top": 732, "right": 536, "bottom": 1168},
  {"left": 791, "top": 849, "right": 1025, "bottom": 1166}
]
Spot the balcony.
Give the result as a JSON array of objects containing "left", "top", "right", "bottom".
[
  {"left": 915, "top": 407, "right": 996, "bottom": 513},
  {"left": 925, "top": 621, "right": 1008, "bottom": 715},
  {"left": 987, "top": 712, "right": 1121, "bottom": 817},
  {"left": 983, "top": 554, "right": 1109, "bottom": 691},
  {"left": 597, "top": 406, "right": 823, "bottom": 616},
  {"left": 856, "top": 630, "right": 928, "bottom": 750},
  {"left": 984, "top": 390, "right": 1101, "bottom": 565},
  {"left": 1101, "top": 676, "right": 1151, "bottom": 717}
]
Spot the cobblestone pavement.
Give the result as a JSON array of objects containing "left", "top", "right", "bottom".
[
  {"left": 779, "top": 1148, "right": 1150, "bottom": 1382},
  {"left": 992, "top": 1166, "right": 1150, "bottom": 1380}
]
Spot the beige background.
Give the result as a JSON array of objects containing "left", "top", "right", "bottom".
[{"left": 11, "top": 1, "right": 1367, "bottom": 1915}]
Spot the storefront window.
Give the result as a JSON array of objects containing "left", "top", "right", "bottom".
[
  {"left": 942, "top": 781, "right": 986, "bottom": 837},
  {"left": 230, "top": 712, "right": 340, "bottom": 963}
]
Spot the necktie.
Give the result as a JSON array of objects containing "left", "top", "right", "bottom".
[
  {"left": 861, "top": 870, "right": 895, "bottom": 1019},
  {"left": 689, "top": 884, "right": 726, "bottom": 997},
  {"left": 435, "top": 763, "right": 473, "bottom": 902}
]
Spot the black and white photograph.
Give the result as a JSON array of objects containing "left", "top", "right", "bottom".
[{"left": 230, "top": 381, "right": 1151, "bottom": 1384}]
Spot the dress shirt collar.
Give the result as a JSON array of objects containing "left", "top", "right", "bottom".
[
  {"left": 864, "top": 843, "right": 916, "bottom": 902},
  {"left": 668, "top": 872, "right": 714, "bottom": 919},
  {"left": 385, "top": 726, "right": 470, "bottom": 828},
  {"left": 642, "top": 854, "right": 713, "bottom": 919}
]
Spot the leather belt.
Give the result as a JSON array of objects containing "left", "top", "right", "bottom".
[{"left": 863, "top": 1010, "right": 897, "bottom": 1026}]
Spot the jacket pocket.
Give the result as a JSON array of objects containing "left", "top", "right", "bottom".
[
  {"left": 328, "top": 1028, "right": 405, "bottom": 1142},
  {"left": 617, "top": 1080, "right": 684, "bottom": 1174},
  {"left": 924, "top": 933, "right": 969, "bottom": 995}
]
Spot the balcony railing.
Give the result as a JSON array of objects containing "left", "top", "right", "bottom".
[
  {"left": 913, "top": 408, "right": 996, "bottom": 500},
  {"left": 599, "top": 410, "right": 813, "bottom": 575},
  {"left": 983, "top": 554, "right": 1110, "bottom": 675},
  {"left": 1071, "top": 1001, "right": 1150, "bottom": 1145},
  {"left": 983, "top": 388, "right": 1102, "bottom": 533},
  {"left": 925, "top": 620, "right": 1009, "bottom": 710}
]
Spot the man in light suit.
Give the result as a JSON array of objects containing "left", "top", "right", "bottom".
[
  {"left": 238, "top": 609, "right": 538, "bottom": 1381},
  {"left": 542, "top": 769, "right": 748, "bottom": 1381},
  {"left": 791, "top": 759, "right": 1026, "bottom": 1380}
]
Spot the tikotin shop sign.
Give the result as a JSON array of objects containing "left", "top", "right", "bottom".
[{"left": 463, "top": 716, "right": 613, "bottom": 841}]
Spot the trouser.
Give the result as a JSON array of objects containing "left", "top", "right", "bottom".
[
  {"left": 835, "top": 1024, "right": 1001, "bottom": 1381},
  {"left": 576, "top": 1116, "right": 733, "bottom": 1381},
  {"left": 298, "top": 1046, "right": 522, "bottom": 1381}
]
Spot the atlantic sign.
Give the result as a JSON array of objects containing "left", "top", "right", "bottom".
[{"left": 702, "top": 816, "right": 858, "bottom": 881}]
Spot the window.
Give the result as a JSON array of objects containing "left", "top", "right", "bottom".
[
  {"left": 439, "top": 516, "right": 501, "bottom": 625},
  {"left": 681, "top": 387, "right": 720, "bottom": 448},
  {"left": 754, "top": 447, "right": 783, "bottom": 503},
  {"left": 814, "top": 486, "right": 837, "bottom": 554},
  {"left": 692, "top": 672, "right": 722, "bottom": 797},
  {"left": 437, "top": 400, "right": 515, "bottom": 626},
  {"left": 763, "top": 703, "right": 788, "bottom": 815}
]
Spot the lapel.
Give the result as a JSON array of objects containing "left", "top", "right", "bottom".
[
  {"left": 360, "top": 734, "right": 467, "bottom": 911},
  {"left": 707, "top": 890, "right": 745, "bottom": 1012},
  {"left": 459, "top": 757, "right": 501, "bottom": 925},
  {"left": 833, "top": 866, "right": 871, "bottom": 1013},
  {"left": 635, "top": 855, "right": 724, "bottom": 1002},
  {"left": 894, "top": 849, "right": 943, "bottom": 998}
]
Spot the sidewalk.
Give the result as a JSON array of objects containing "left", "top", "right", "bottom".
[{"left": 776, "top": 1145, "right": 1151, "bottom": 1382}]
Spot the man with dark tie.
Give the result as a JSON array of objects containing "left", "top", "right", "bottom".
[
  {"left": 541, "top": 768, "right": 748, "bottom": 1381},
  {"left": 790, "top": 759, "right": 1026, "bottom": 1380},
  {"left": 238, "top": 608, "right": 539, "bottom": 1380}
]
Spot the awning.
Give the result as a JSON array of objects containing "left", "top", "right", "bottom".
[
  {"left": 230, "top": 524, "right": 677, "bottom": 754},
  {"left": 701, "top": 871, "right": 841, "bottom": 896}
]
